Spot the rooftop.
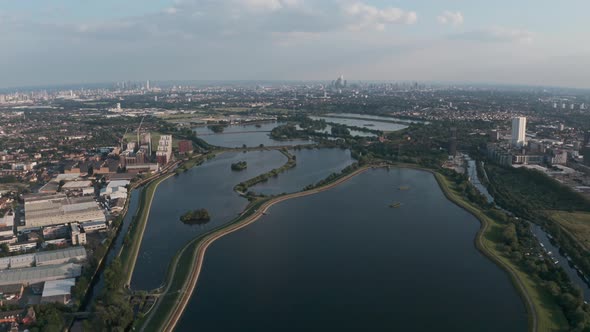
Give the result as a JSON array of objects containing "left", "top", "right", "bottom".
[
  {"left": 0, "top": 263, "right": 81, "bottom": 286},
  {"left": 35, "top": 247, "right": 86, "bottom": 265},
  {"left": 42, "top": 278, "right": 75, "bottom": 297}
]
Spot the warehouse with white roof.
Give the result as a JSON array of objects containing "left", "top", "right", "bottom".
[{"left": 0, "top": 263, "right": 82, "bottom": 286}]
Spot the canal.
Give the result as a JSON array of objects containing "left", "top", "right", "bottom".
[
  {"left": 83, "top": 188, "right": 140, "bottom": 309},
  {"left": 465, "top": 158, "right": 590, "bottom": 300}
]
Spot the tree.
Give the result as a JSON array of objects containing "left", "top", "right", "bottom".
[{"left": 180, "top": 209, "right": 211, "bottom": 224}]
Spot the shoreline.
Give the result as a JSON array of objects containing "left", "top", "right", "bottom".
[
  {"left": 388, "top": 162, "right": 537, "bottom": 332},
  {"left": 142, "top": 165, "right": 374, "bottom": 332},
  {"left": 140, "top": 164, "right": 539, "bottom": 332},
  {"left": 121, "top": 172, "right": 176, "bottom": 286},
  {"left": 431, "top": 172, "right": 537, "bottom": 332}
]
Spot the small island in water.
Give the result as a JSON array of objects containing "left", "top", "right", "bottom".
[
  {"left": 231, "top": 161, "right": 247, "bottom": 171},
  {"left": 180, "top": 209, "right": 211, "bottom": 224}
]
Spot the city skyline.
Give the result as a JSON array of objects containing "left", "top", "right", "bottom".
[{"left": 2, "top": 0, "right": 590, "bottom": 89}]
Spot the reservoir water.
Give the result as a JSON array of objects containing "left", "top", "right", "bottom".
[
  {"left": 250, "top": 148, "right": 354, "bottom": 195},
  {"left": 310, "top": 116, "right": 408, "bottom": 132},
  {"left": 193, "top": 122, "right": 312, "bottom": 148},
  {"left": 130, "top": 150, "right": 286, "bottom": 290},
  {"left": 175, "top": 168, "right": 527, "bottom": 331}
]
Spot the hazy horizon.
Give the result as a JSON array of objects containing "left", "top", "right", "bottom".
[{"left": 2, "top": 0, "right": 590, "bottom": 89}]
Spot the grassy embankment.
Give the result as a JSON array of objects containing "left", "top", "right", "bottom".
[
  {"left": 138, "top": 163, "right": 369, "bottom": 332},
  {"left": 435, "top": 173, "right": 567, "bottom": 332},
  {"left": 234, "top": 148, "right": 296, "bottom": 194},
  {"left": 135, "top": 198, "right": 269, "bottom": 331},
  {"left": 119, "top": 153, "right": 213, "bottom": 282},
  {"left": 118, "top": 173, "right": 174, "bottom": 284},
  {"left": 137, "top": 161, "right": 565, "bottom": 332},
  {"left": 547, "top": 211, "right": 590, "bottom": 251}
]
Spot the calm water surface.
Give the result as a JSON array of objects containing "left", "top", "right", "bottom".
[
  {"left": 310, "top": 116, "right": 407, "bottom": 132},
  {"left": 130, "top": 150, "right": 286, "bottom": 290},
  {"left": 176, "top": 168, "right": 527, "bottom": 331},
  {"left": 329, "top": 113, "right": 427, "bottom": 124},
  {"left": 193, "top": 122, "right": 312, "bottom": 148},
  {"left": 251, "top": 148, "right": 354, "bottom": 195}
]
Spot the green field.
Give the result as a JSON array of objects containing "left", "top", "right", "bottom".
[
  {"left": 435, "top": 173, "right": 568, "bottom": 332},
  {"left": 548, "top": 211, "right": 590, "bottom": 251}
]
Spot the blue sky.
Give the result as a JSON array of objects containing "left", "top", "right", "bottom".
[{"left": 1, "top": 0, "right": 589, "bottom": 88}]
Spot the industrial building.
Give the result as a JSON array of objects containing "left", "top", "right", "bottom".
[
  {"left": 0, "top": 247, "right": 86, "bottom": 270},
  {"left": 8, "top": 241, "right": 37, "bottom": 253},
  {"left": 0, "top": 263, "right": 82, "bottom": 286},
  {"left": 178, "top": 140, "right": 193, "bottom": 154},
  {"left": 22, "top": 194, "right": 105, "bottom": 231},
  {"left": 41, "top": 278, "right": 75, "bottom": 304},
  {"left": 0, "top": 254, "right": 35, "bottom": 270},
  {"left": 35, "top": 247, "right": 87, "bottom": 267},
  {"left": 81, "top": 220, "right": 107, "bottom": 233},
  {"left": 70, "top": 223, "right": 87, "bottom": 246},
  {"left": 0, "top": 226, "right": 13, "bottom": 238},
  {"left": 0, "top": 284, "right": 24, "bottom": 301},
  {"left": 60, "top": 181, "right": 92, "bottom": 191},
  {"left": 100, "top": 180, "right": 129, "bottom": 200}
]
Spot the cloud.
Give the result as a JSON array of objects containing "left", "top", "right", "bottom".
[
  {"left": 163, "top": 7, "right": 178, "bottom": 15},
  {"left": 452, "top": 27, "right": 534, "bottom": 44},
  {"left": 437, "top": 11, "right": 463, "bottom": 26},
  {"left": 237, "top": 0, "right": 303, "bottom": 12},
  {"left": 343, "top": 2, "right": 417, "bottom": 31}
]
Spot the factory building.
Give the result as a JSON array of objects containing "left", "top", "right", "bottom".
[
  {"left": 0, "top": 263, "right": 82, "bottom": 286},
  {"left": 41, "top": 278, "right": 75, "bottom": 304},
  {"left": 21, "top": 194, "right": 105, "bottom": 231},
  {"left": 35, "top": 247, "right": 87, "bottom": 267}
]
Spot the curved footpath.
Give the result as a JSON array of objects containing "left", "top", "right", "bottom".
[
  {"left": 143, "top": 164, "right": 538, "bottom": 332},
  {"left": 144, "top": 165, "right": 375, "bottom": 332}
]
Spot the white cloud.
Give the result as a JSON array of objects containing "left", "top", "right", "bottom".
[
  {"left": 164, "top": 7, "right": 178, "bottom": 15},
  {"left": 239, "top": 0, "right": 283, "bottom": 11},
  {"left": 437, "top": 10, "right": 463, "bottom": 26},
  {"left": 343, "top": 2, "right": 417, "bottom": 31},
  {"left": 454, "top": 26, "right": 534, "bottom": 44},
  {"left": 237, "top": 0, "right": 302, "bottom": 12},
  {"left": 487, "top": 26, "right": 534, "bottom": 44}
]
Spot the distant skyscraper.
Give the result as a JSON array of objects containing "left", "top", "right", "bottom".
[
  {"left": 146, "top": 80, "right": 150, "bottom": 90},
  {"left": 511, "top": 117, "right": 527, "bottom": 147},
  {"left": 334, "top": 75, "right": 345, "bottom": 89}
]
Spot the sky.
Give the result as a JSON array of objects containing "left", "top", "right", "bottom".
[{"left": 1, "top": 0, "right": 590, "bottom": 89}]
